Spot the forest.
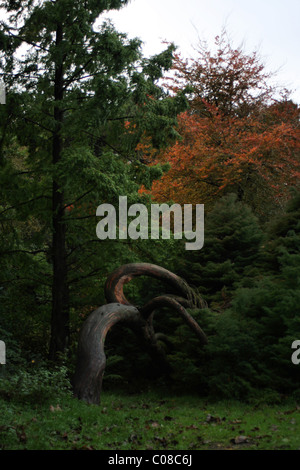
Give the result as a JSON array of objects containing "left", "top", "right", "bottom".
[{"left": 0, "top": 0, "right": 300, "bottom": 452}]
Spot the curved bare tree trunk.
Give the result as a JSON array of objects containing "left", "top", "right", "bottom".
[
  {"left": 140, "top": 295, "right": 208, "bottom": 345},
  {"left": 104, "top": 262, "right": 206, "bottom": 309},
  {"left": 73, "top": 263, "right": 208, "bottom": 404},
  {"left": 73, "top": 303, "right": 140, "bottom": 404}
]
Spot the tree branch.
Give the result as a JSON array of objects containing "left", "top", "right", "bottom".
[
  {"left": 63, "top": 188, "right": 94, "bottom": 210},
  {"left": 62, "top": 56, "right": 94, "bottom": 91},
  {"left": 22, "top": 116, "right": 54, "bottom": 134},
  {"left": 0, "top": 195, "right": 51, "bottom": 216},
  {"left": 2, "top": 23, "right": 50, "bottom": 53},
  {"left": 0, "top": 249, "right": 47, "bottom": 256}
]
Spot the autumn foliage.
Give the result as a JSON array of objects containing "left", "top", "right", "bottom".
[{"left": 139, "top": 34, "right": 300, "bottom": 216}]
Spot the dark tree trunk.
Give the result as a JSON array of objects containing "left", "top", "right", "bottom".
[
  {"left": 73, "top": 303, "right": 141, "bottom": 404},
  {"left": 49, "top": 179, "right": 69, "bottom": 359},
  {"left": 49, "top": 23, "right": 69, "bottom": 360}
]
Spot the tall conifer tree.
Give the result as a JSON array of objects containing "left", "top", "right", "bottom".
[{"left": 0, "top": 0, "right": 187, "bottom": 358}]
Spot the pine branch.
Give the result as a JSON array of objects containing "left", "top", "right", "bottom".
[
  {"left": 66, "top": 239, "right": 101, "bottom": 258},
  {"left": 1, "top": 23, "right": 50, "bottom": 53},
  {"left": 63, "top": 188, "right": 94, "bottom": 210},
  {"left": 62, "top": 56, "right": 94, "bottom": 91},
  {"left": 0, "top": 277, "right": 51, "bottom": 287},
  {"left": 0, "top": 249, "right": 47, "bottom": 256},
  {"left": 63, "top": 214, "right": 95, "bottom": 221},
  {"left": 82, "top": 130, "right": 130, "bottom": 160},
  {"left": 68, "top": 266, "right": 104, "bottom": 285},
  {"left": 22, "top": 116, "right": 54, "bottom": 134},
  {"left": 0, "top": 195, "right": 51, "bottom": 216}
]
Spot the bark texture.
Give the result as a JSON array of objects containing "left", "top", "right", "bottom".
[
  {"left": 49, "top": 23, "right": 69, "bottom": 360},
  {"left": 104, "top": 262, "right": 206, "bottom": 309},
  {"left": 73, "top": 263, "right": 207, "bottom": 404},
  {"left": 73, "top": 303, "right": 140, "bottom": 404}
]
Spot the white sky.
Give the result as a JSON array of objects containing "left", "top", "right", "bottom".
[{"left": 99, "top": 0, "right": 300, "bottom": 104}]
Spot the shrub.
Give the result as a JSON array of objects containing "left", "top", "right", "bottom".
[{"left": 0, "top": 365, "right": 72, "bottom": 405}]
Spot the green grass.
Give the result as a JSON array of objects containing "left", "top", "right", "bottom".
[{"left": 1, "top": 390, "right": 300, "bottom": 450}]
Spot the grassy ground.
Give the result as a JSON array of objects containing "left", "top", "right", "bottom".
[{"left": 1, "top": 389, "right": 300, "bottom": 450}]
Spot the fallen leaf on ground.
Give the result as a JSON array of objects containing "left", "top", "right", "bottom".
[
  {"left": 230, "top": 435, "right": 250, "bottom": 445},
  {"left": 206, "top": 414, "right": 225, "bottom": 423},
  {"left": 151, "top": 421, "right": 160, "bottom": 428}
]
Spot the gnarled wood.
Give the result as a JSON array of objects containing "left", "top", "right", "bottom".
[
  {"left": 73, "top": 303, "right": 140, "bottom": 405},
  {"left": 73, "top": 263, "right": 208, "bottom": 404},
  {"left": 140, "top": 295, "right": 208, "bottom": 345},
  {"left": 104, "top": 262, "right": 206, "bottom": 309}
]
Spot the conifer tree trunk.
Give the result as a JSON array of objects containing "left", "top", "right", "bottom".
[{"left": 49, "top": 23, "right": 69, "bottom": 360}]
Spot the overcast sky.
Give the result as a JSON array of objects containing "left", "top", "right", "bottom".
[{"left": 99, "top": 0, "right": 300, "bottom": 104}]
